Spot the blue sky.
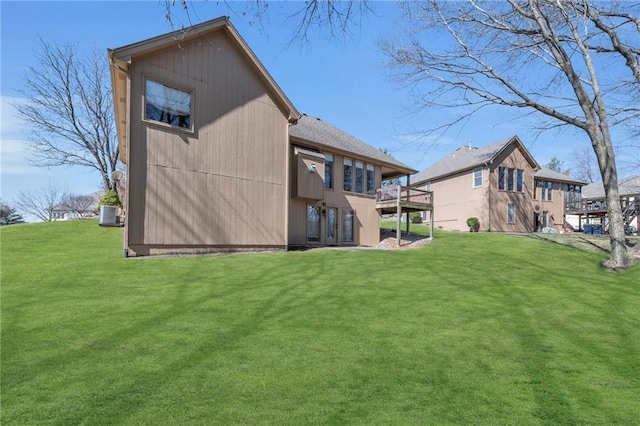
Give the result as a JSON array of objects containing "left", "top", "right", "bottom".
[{"left": 1, "top": 1, "right": 636, "bottom": 217}]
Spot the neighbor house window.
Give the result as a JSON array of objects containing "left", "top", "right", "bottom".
[
  {"left": 366, "top": 164, "right": 375, "bottom": 196},
  {"left": 324, "top": 154, "right": 334, "bottom": 189},
  {"left": 498, "top": 167, "right": 524, "bottom": 193},
  {"left": 473, "top": 167, "right": 483, "bottom": 187},
  {"left": 343, "top": 210, "right": 354, "bottom": 243},
  {"left": 517, "top": 169, "right": 524, "bottom": 192},
  {"left": 507, "top": 168, "right": 515, "bottom": 191},
  {"left": 355, "top": 161, "right": 364, "bottom": 194},
  {"left": 539, "top": 180, "right": 553, "bottom": 201},
  {"left": 343, "top": 159, "right": 353, "bottom": 192},
  {"left": 145, "top": 79, "right": 192, "bottom": 129},
  {"left": 507, "top": 203, "right": 516, "bottom": 224}
]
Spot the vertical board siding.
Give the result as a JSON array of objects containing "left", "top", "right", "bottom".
[{"left": 127, "top": 30, "right": 288, "bottom": 248}]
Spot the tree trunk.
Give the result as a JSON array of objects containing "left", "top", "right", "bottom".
[{"left": 589, "top": 129, "right": 629, "bottom": 270}]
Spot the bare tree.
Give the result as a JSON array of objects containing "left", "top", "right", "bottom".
[
  {"left": 571, "top": 145, "right": 598, "bottom": 183},
  {"left": 384, "top": 0, "right": 639, "bottom": 269},
  {"left": 62, "top": 194, "right": 98, "bottom": 217},
  {"left": 161, "top": 0, "right": 370, "bottom": 42},
  {"left": 15, "top": 183, "right": 69, "bottom": 222},
  {"left": 12, "top": 39, "right": 120, "bottom": 193}
]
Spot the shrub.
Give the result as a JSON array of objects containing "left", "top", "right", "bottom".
[
  {"left": 410, "top": 212, "right": 423, "bottom": 224},
  {"left": 99, "top": 190, "right": 122, "bottom": 208},
  {"left": 466, "top": 217, "right": 479, "bottom": 232}
]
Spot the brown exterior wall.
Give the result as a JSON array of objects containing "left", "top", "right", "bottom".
[
  {"left": 126, "top": 30, "right": 290, "bottom": 254},
  {"left": 533, "top": 180, "right": 567, "bottom": 233},
  {"left": 487, "top": 144, "right": 535, "bottom": 233}
]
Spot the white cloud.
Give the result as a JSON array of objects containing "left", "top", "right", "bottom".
[
  {"left": 0, "top": 138, "right": 43, "bottom": 175},
  {"left": 0, "top": 96, "right": 28, "bottom": 139}
]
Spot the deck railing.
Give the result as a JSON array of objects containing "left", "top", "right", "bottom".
[{"left": 376, "top": 185, "right": 433, "bottom": 205}]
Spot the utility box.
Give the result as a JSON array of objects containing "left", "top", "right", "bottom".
[{"left": 99, "top": 205, "right": 118, "bottom": 226}]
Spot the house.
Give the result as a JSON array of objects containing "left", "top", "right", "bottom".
[
  {"left": 52, "top": 193, "right": 100, "bottom": 221},
  {"left": 567, "top": 175, "right": 640, "bottom": 234},
  {"left": 108, "top": 17, "right": 424, "bottom": 256},
  {"left": 411, "top": 136, "right": 584, "bottom": 233}
]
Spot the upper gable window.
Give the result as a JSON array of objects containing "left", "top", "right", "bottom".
[
  {"left": 473, "top": 167, "right": 483, "bottom": 188},
  {"left": 145, "top": 79, "right": 192, "bottom": 130}
]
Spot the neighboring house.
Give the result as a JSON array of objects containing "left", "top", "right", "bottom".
[
  {"left": 567, "top": 175, "right": 640, "bottom": 234},
  {"left": 52, "top": 193, "right": 100, "bottom": 221},
  {"left": 411, "top": 136, "right": 584, "bottom": 233},
  {"left": 108, "top": 17, "right": 421, "bottom": 256}
]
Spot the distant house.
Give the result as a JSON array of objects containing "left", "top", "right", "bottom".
[
  {"left": 52, "top": 193, "right": 100, "bottom": 221},
  {"left": 567, "top": 175, "right": 640, "bottom": 234},
  {"left": 108, "top": 17, "right": 426, "bottom": 256},
  {"left": 411, "top": 136, "right": 584, "bottom": 233}
]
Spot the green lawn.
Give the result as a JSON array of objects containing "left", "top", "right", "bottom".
[{"left": 2, "top": 220, "right": 639, "bottom": 424}]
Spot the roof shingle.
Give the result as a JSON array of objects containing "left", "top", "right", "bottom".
[
  {"left": 289, "top": 114, "right": 416, "bottom": 174},
  {"left": 412, "top": 137, "right": 515, "bottom": 184}
]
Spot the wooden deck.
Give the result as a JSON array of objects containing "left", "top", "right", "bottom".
[{"left": 375, "top": 186, "right": 434, "bottom": 246}]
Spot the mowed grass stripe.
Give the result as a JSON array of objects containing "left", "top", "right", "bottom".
[{"left": 1, "top": 220, "right": 639, "bottom": 424}]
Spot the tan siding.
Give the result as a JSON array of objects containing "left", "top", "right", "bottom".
[
  {"left": 429, "top": 168, "right": 489, "bottom": 232},
  {"left": 125, "top": 30, "right": 289, "bottom": 253},
  {"left": 489, "top": 145, "right": 535, "bottom": 233},
  {"left": 426, "top": 143, "right": 537, "bottom": 233}
]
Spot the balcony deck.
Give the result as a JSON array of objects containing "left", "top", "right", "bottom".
[
  {"left": 375, "top": 186, "right": 433, "bottom": 214},
  {"left": 376, "top": 186, "right": 434, "bottom": 246}
]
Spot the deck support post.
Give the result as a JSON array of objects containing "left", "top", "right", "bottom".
[
  {"left": 430, "top": 208, "right": 434, "bottom": 240},
  {"left": 397, "top": 184, "right": 402, "bottom": 247}
]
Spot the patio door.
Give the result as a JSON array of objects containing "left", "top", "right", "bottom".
[
  {"left": 306, "top": 205, "right": 321, "bottom": 243},
  {"left": 326, "top": 207, "right": 338, "bottom": 245}
]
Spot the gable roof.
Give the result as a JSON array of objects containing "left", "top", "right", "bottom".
[
  {"left": 582, "top": 175, "right": 640, "bottom": 200},
  {"left": 289, "top": 114, "right": 417, "bottom": 178},
  {"left": 534, "top": 168, "right": 585, "bottom": 185},
  {"left": 108, "top": 16, "right": 301, "bottom": 163},
  {"left": 412, "top": 135, "right": 539, "bottom": 184}
]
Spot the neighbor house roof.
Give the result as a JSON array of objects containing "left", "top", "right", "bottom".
[
  {"left": 108, "top": 16, "right": 301, "bottom": 163},
  {"left": 534, "top": 168, "right": 585, "bottom": 185},
  {"left": 582, "top": 175, "right": 640, "bottom": 200},
  {"left": 412, "top": 135, "right": 539, "bottom": 184},
  {"left": 289, "top": 114, "right": 417, "bottom": 178}
]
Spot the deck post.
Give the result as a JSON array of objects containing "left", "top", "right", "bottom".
[
  {"left": 405, "top": 175, "right": 411, "bottom": 235},
  {"left": 397, "top": 184, "right": 402, "bottom": 247},
  {"left": 430, "top": 208, "right": 434, "bottom": 240}
]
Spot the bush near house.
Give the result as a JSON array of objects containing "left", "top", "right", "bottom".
[
  {"left": 1, "top": 221, "right": 639, "bottom": 424},
  {"left": 410, "top": 211, "right": 423, "bottom": 223},
  {"left": 467, "top": 216, "right": 480, "bottom": 232},
  {"left": 98, "top": 189, "right": 122, "bottom": 208}
]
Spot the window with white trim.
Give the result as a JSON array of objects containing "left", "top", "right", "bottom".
[
  {"left": 516, "top": 169, "right": 524, "bottom": 192},
  {"left": 473, "top": 167, "right": 483, "bottom": 188},
  {"left": 507, "top": 203, "right": 516, "bottom": 224},
  {"left": 145, "top": 79, "right": 192, "bottom": 130},
  {"left": 498, "top": 167, "right": 524, "bottom": 193}
]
